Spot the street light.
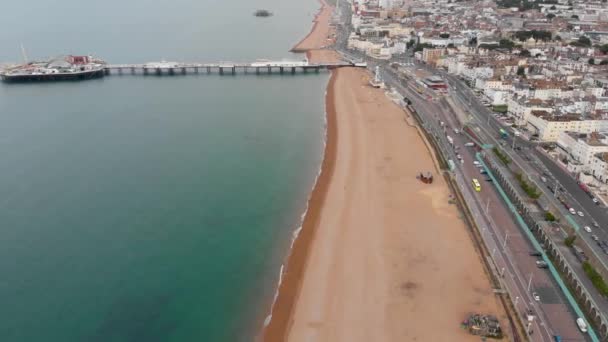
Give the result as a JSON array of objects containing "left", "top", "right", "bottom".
[
  {"left": 502, "top": 231, "right": 510, "bottom": 251},
  {"left": 527, "top": 272, "right": 534, "bottom": 292}
]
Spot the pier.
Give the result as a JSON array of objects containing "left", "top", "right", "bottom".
[{"left": 103, "top": 60, "right": 365, "bottom": 76}]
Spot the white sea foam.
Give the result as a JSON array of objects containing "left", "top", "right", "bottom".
[{"left": 262, "top": 74, "right": 331, "bottom": 329}]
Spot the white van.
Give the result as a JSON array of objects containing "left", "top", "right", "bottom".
[
  {"left": 576, "top": 318, "right": 588, "bottom": 333},
  {"left": 464, "top": 142, "right": 475, "bottom": 147}
]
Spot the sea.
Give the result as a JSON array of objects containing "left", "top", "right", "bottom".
[{"left": 0, "top": 0, "right": 327, "bottom": 341}]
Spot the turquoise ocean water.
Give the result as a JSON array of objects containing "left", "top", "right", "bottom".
[{"left": 0, "top": 1, "right": 327, "bottom": 341}]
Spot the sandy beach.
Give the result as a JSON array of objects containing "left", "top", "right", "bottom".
[
  {"left": 291, "top": 0, "right": 335, "bottom": 55},
  {"left": 283, "top": 68, "right": 507, "bottom": 341},
  {"left": 263, "top": 1, "right": 508, "bottom": 341}
]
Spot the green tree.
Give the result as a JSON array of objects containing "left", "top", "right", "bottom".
[
  {"left": 439, "top": 33, "right": 450, "bottom": 38},
  {"left": 600, "top": 59, "right": 608, "bottom": 65},
  {"left": 413, "top": 43, "right": 433, "bottom": 52},
  {"left": 499, "top": 39, "right": 515, "bottom": 49},
  {"left": 516, "top": 66, "right": 526, "bottom": 76},
  {"left": 571, "top": 14, "right": 579, "bottom": 19},
  {"left": 589, "top": 57, "right": 595, "bottom": 65},
  {"left": 564, "top": 235, "right": 576, "bottom": 247},
  {"left": 547, "top": 13, "right": 555, "bottom": 20},
  {"left": 545, "top": 212, "right": 556, "bottom": 222},
  {"left": 578, "top": 36, "right": 591, "bottom": 46},
  {"left": 555, "top": 35, "right": 562, "bottom": 41},
  {"left": 599, "top": 44, "right": 608, "bottom": 53},
  {"left": 520, "top": 49, "right": 531, "bottom": 57}
]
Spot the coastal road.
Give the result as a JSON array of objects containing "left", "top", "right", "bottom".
[
  {"left": 379, "top": 66, "right": 590, "bottom": 341},
  {"left": 443, "top": 70, "right": 608, "bottom": 298}
]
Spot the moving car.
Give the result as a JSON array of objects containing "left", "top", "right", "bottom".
[
  {"left": 472, "top": 178, "right": 481, "bottom": 192},
  {"left": 569, "top": 208, "right": 576, "bottom": 215},
  {"left": 578, "top": 211, "right": 584, "bottom": 217},
  {"left": 576, "top": 318, "right": 588, "bottom": 333},
  {"left": 529, "top": 251, "right": 542, "bottom": 257},
  {"left": 464, "top": 142, "right": 475, "bottom": 147},
  {"left": 584, "top": 226, "right": 592, "bottom": 233},
  {"left": 592, "top": 235, "right": 599, "bottom": 242},
  {"left": 533, "top": 292, "right": 540, "bottom": 301},
  {"left": 536, "top": 260, "right": 548, "bottom": 268}
]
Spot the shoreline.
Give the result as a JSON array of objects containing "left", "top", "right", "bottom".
[
  {"left": 261, "top": 70, "right": 338, "bottom": 342},
  {"left": 260, "top": 0, "right": 339, "bottom": 340},
  {"left": 290, "top": 0, "right": 331, "bottom": 53}
]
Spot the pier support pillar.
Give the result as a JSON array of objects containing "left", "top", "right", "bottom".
[
  {"left": 206, "top": 66, "right": 211, "bottom": 74},
  {"left": 291, "top": 67, "right": 295, "bottom": 74},
  {"left": 231, "top": 66, "right": 235, "bottom": 75},
  {"left": 195, "top": 67, "right": 199, "bottom": 74},
  {"left": 314, "top": 67, "right": 319, "bottom": 73},
  {"left": 169, "top": 68, "right": 175, "bottom": 75},
  {"left": 181, "top": 67, "right": 186, "bottom": 75},
  {"left": 303, "top": 67, "right": 308, "bottom": 73},
  {"left": 256, "top": 67, "right": 260, "bottom": 75},
  {"left": 219, "top": 67, "right": 224, "bottom": 75},
  {"left": 104, "top": 69, "right": 110, "bottom": 75},
  {"left": 156, "top": 68, "right": 161, "bottom": 75},
  {"left": 267, "top": 66, "right": 271, "bottom": 74},
  {"left": 280, "top": 67, "right": 284, "bottom": 74},
  {"left": 131, "top": 67, "right": 135, "bottom": 74},
  {"left": 143, "top": 68, "right": 149, "bottom": 75}
]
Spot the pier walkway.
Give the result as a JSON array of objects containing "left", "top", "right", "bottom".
[{"left": 103, "top": 60, "right": 365, "bottom": 76}]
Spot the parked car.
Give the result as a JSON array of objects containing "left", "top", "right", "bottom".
[
  {"left": 533, "top": 292, "right": 540, "bottom": 301},
  {"left": 529, "top": 251, "right": 542, "bottom": 257},
  {"left": 593, "top": 221, "right": 600, "bottom": 228},
  {"left": 464, "top": 142, "right": 475, "bottom": 147},
  {"left": 578, "top": 211, "right": 584, "bottom": 217},
  {"left": 584, "top": 226, "right": 592, "bottom": 233},
  {"left": 536, "top": 260, "right": 548, "bottom": 268},
  {"left": 569, "top": 208, "right": 576, "bottom": 215},
  {"left": 592, "top": 235, "right": 599, "bottom": 242}
]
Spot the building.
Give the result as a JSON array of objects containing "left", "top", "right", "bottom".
[
  {"left": 589, "top": 152, "right": 608, "bottom": 184},
  {"left": 556, "top": 131, "right": 608, "bottom": 173},
  {"left": 527, "top": 111, "right": 608, "bottom": 142},
  {"left": 422, "top": 48, "right": 445, "bottom": 66},
  {"left": 423, "top": 76, "right": 448, "bottom": 89}
]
